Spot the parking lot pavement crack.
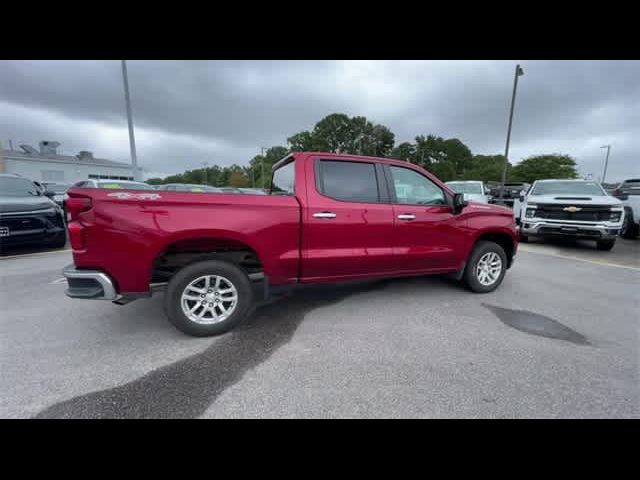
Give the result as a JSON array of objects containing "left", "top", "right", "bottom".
[
  {"left": 483, "top": 304, "right": 590, "bottom": 346},
  {"left": 33, "top": 280, "right": 387, "bottom": 419}
]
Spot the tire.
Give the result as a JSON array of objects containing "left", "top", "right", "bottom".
[
  {"left": 48, "top": 231, "right": 67, "bottom": 248},
  {"left": 164, "top": 260, "right": 253, "bottom": 337},
  {"left": 463, "top": 241, "right": 508, "bottom": 293},
  {"left": 620, "top": 208, "right": 639, "bottom": 239},
  {"left": 596, "top": 239, "right": 616, "bottom": 251}
]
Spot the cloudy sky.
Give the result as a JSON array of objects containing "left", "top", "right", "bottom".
[{"left": 1, "top": 60, "right": 638, "bottom": 181}]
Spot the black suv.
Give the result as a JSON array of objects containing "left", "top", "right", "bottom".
[{"left": 0, "top": 174, "right": 66, "bottom": 251}]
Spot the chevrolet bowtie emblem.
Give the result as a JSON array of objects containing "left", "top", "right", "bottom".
[{"left": 563, "top": 206, "right": 582, "bottom": 213}]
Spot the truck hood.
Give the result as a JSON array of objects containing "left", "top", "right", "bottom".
[
  {"left": 0, "top": 195, "right": 57, "bottom": 213},
  {"left": 526, "top": 194, "right": 622, "bottom": 206},
  {"left": 465, "top": 201, "right": 512, "bottom": 214}
]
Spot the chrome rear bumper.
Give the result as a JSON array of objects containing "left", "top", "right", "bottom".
[{"left": 63, "top": 265, "right": 119, "bottom": 300}]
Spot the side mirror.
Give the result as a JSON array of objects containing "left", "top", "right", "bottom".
[
  {"left": 518, "top": 192, "right": 526, "bottom": 201},
  {"left": 44, "top": 190, "right": 56, "bottom": 198},
  {"left": 452, "top": 192, "right": 468, "bottom": 214}
]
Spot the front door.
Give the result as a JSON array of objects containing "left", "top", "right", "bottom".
[{"left": 386, "top": 165, "right": 463, "bottom": 271}]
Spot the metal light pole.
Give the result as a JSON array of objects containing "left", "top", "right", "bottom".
[
  {"left": 600, "top": 145, "right": 611, "bottom": 184},
  {"left": 202, "top": 162, "right": 209, "bottom": 185},
  {"left": 500, "top": 64, "right": 524, "bottom": 202},
  {"left": 121, "top": 60, "right": 140, "bottom": 181},
  {"left": 261, "top": 147, "right": 266, "bottom": 189}
]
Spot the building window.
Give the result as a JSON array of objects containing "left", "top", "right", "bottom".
[
  {"left": 42, "top": 170, "right": 65, "bottom": 181},
  {"left": 89, "top": 174, "right": 134, "bottom": 180}
]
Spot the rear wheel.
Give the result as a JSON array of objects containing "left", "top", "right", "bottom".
[
  {"left": 164, "top": 260, "right": 253, "bottom": 337},
  {"left": 596, "top": 239, "right": 616, "bottom": 251},
  {"left": 463, "top": 241, "right": 508, "bottom": 293}
]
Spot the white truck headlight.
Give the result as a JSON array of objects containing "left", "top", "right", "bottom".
[
  {"left": 524, "top": 205, "right": 536, "bottom": 218},
  {"left": 609, "top": 210, "right": 622, "bottom": 222}
]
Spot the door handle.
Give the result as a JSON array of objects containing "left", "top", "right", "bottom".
[
  {"left": 397, "top": 214, "right": 416, "bottom": 220},
  {"left": 313, "top": 212, "right": 337, "bottom": 219}
]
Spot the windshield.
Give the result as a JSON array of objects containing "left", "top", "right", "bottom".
[
  {"left": 97, "top": 181, "right": 155, "bottom": 190},
  {"left": 0, "top": 177, "right": 41, "bottom": 197},
  {"left": 447, "top": 182, "right": 483, "bottom": 194},
  {"left": 531, "top": 181, "right": 605, "bottom": 196}
]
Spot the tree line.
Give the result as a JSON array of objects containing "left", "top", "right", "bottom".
[{"left": 146, "top": 113, "right": 578, "bottom": 187}]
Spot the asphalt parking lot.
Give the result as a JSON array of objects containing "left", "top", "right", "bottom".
[{"left": 1, "top": 239, "right": 638, "bottom": 418}]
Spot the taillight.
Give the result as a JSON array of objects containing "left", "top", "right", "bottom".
[
  {"left": 67, "top": 221, "right": 86, "bottom": 250},
  {"left": 66, "top": 195, "right": 92, "bottom": 250},
  {"left": 66, "top": 196, "right": 92, "bottom": 221}
]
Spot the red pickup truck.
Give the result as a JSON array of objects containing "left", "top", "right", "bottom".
[{"left": 63, "top": 152, "right": 518, "bottom": 336}]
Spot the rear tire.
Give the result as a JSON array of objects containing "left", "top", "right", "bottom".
[
  {"left": 596, "top": 239, "right": 616, "bottom": 251},
  {"left": 164, "top": 260, "right": 253, "bottom": 337},
  {"left": 463, "top": 241, "right": 508, "bottom": 293}
]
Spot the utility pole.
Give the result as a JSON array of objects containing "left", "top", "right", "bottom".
[
  {"left": 600, "top": 145, "right": 611, "bottom": 184},
  {"left": 500, "top": 64, "right": 524, "bottom": 202},
  {"left": 202, "top": 162, "right": 209, "bottom": 185},
  {"left": 121, "top": 60, "right": 140, "bottom": 181},
  {"left": 261, "top": 147, "right": 266, "bottom": 189}
]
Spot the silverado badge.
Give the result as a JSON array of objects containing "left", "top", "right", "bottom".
[{"left": 563, "top": 206, "right": 582, "bottom": 213}]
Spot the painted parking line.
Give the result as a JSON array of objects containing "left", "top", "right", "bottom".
[
  {"left": 519, "top": 245, "right": 640, "bottom": 272},
  {"left": 0, "top": 249, "right": 72, "bottom": 261}
]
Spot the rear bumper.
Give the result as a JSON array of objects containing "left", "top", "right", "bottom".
[
  {"left": 63, "top": 265, "right": 120, "bottom": 300},
  {"left": 520, "top": 221, "right": 620, "bottom": 240}
]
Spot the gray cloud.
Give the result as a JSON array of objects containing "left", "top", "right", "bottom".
[{"left": 1, "top": 60, "right": 638, "bottom": 180}]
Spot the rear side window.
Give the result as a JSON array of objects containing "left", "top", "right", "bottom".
[
  {"left": 272, "top": 160, "right": 295, "bottom": 195},
  {"left": 318, "top": 160, "right": 379, "bottom": 203}
]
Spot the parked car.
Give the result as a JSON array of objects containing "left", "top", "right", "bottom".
[
  {"left": 0, "top": 174, "right": 66, "bottom": 250},
  {"left": 62, "top": 152, "right": 518, "bottom": 337},
  {"left": 219, "top": 187, "right": 243, "bottom": 193},
  {"left": 612, "top": 178, "right": 640, "bottom": 239},
  {"left": 445, "top": 181, "right": 490, "bottom": 203},
  {"left": 71, "top": 179, "right": 156, "bottom": 190},
  {"left": 490, "top": 182, "right": 530, "bottom": 206},
  {"left": 517, "top": 179, "right": 624, "bottom": 250},
  {"left": 42, "top": 182, "right": 71, "bottom": 216},
  {"left": 156, "top": 183, "right": 223, "bottom": 193}
]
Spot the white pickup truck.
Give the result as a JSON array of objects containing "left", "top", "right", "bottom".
[
  {"left": 613, "top": 178, "right": 640, "bottom": 239},
  {"left": 517, "top": 179, "right": 625, "bottom": 250}
]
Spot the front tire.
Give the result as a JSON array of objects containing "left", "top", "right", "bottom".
[
  {"left": 620, "top": 209, "right": 639, "bottom": 239},
  {"left": 47, "top": 231, "right": 67, "bottom": 248},
  {"left": 463, "top": 241, "right": 508, "bottom": 293},
  {"left": 596, "top": 239, "right": 616, "bottom": 251},
  {"left": 164, "top": 260, "right": 253, "bottom": 337}
]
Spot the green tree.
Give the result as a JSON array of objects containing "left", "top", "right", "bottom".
[
  {"left": 511, "top": 154, "right": 578, "bottom": 183},
  {"left": 462, "top": 154, "right": 512, "bottom": 182},
  {"left": 287, "top": 113, "right": 395, "bottom": 157},
  {"left": 390, "top": 142, "right": 415, "bottom": 162}
]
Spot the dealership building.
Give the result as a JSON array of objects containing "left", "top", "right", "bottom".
[{"left": 0, "top": 141, "right": 136, "bottom": 183}]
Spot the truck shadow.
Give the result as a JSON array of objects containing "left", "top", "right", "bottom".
[{"left": 34, "top": 279, "right": 390, "bottom": 419}]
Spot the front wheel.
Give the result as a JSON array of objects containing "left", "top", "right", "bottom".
[
  {"left": 596, "top": 239, "right": 616, "bottom": 251},
  {"left": 463, "top": 241, "right": 508, "bottom": 293},
  {"left": 620, "top": 209, "right": 639, "bottom": 239},
  {"left": 164, "top": 260, "right": 253, "bottom": 337}
]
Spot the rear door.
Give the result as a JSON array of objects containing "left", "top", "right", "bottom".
[
  {"left": 385, "top": 164, "right": 464, "bottom": 271},
  {"left": 300, "top": 157, "right": 396, "bottom": 281}
]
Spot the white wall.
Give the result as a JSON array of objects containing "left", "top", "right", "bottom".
[{"left": 5, "top": 158, "right": 133, "bottom": 183}]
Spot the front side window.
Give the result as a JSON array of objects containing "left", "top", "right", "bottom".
[
  {"left": 390, "top": 166, "right": 446, "bottom": 205},
  {"left": 447, "top": 182, "right": 483, "bottom": 194},
  {"left": 272, "top": 160, "right": 295, "bottom": 195},
  {"left": 318, "top": 160, "right": 379, "bottom": 203}
]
